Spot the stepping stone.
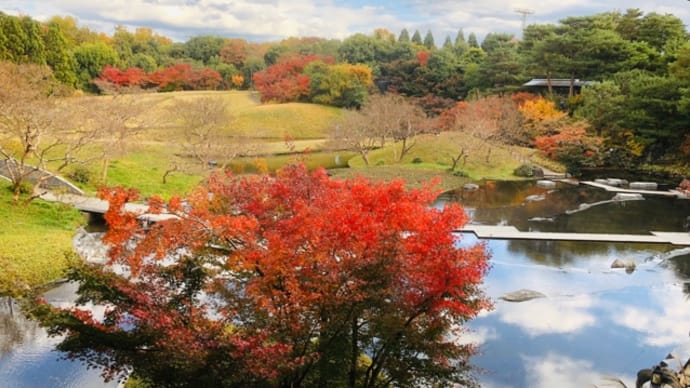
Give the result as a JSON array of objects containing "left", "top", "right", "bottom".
[{"left": 499, "top": 289, "right": 546, "bottom": 302}]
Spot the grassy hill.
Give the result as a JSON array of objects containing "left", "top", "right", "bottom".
[
  {"left": 61, "top": 91, "right": 345, "bottom": 197},
  {"left": 55, "top": 91, "right": 557, "bottom": 196}
]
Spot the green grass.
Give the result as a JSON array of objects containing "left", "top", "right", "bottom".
[
  {"left": 230, "top": 150, "right": 356, "bottom": 173},
  {"left": 233, "top": 102, "right": 343, "bottom": 139},
  {"left": 105, "top": 152, "right": 203, "bottom": 198},
  {"left": 329, "top": 165, "right": 472, "bottom": 191},
  {"left": 347, "top": 132, "right": 540, "bottom": 181},
  {"left": 0, "top": 184, "right": 84, "bottom": 296}
]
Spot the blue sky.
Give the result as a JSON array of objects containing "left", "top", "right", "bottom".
[{"left": 1, "top": 0, "right": 689, "bottom": 43}]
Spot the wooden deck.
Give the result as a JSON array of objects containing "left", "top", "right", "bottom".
[{"left": 458, "top": 225, "right": 690, "bottom": 246}]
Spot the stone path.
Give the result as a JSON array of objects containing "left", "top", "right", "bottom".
[
  {"left": 458, "top": 225, "right": 690, "bottom": 246},
  {"left": 581, "top": 180, "right": 688, "bottom": 198},
  {"left": 0, "top": 159, "right": 83, "bottom": 195}
]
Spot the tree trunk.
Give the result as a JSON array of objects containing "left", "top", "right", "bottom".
[
  {"left": 348, "top": 315, "right": 358, "bottom": 387},
  {"left": 546, "top": 70, "right": 553, "bottom": 95},
  {"left": 360, "top": 151, "right": 370, "bottom": 167},
  {"left": 101, "top": 158, "right": 110, "bottom": 185},
  {"left": 569, "top": 73, "right": 575, "bottom": 98}
]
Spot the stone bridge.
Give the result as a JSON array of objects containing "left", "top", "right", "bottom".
[{"left": 0, "top": 159, "right": 83, "bottom": 195}]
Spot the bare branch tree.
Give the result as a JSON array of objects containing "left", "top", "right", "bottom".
[
  {"left": 0, "top": 62, "right": 100, "bottom": 202},
  {"left": 163, "top": 96, "right": 251, "bottom": 182},
  {"left": 331, "top": 94, "right": 431, "bottom": 166},
  {"left": 330, "top": 110, "right": 380, "bottom": 167},
  {"left": 81, "top": 92, "right": 154, "bottom": 184}
]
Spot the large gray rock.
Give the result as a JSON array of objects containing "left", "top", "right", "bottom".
[
  {"left": 499, "top": 289, "right": 546, "bottom": 303},
  {"left": 629, "top": 181, "right": 658, "bottom": 190},
  {"left": 532, "top": 166, "right": 544, "bottom": 178},
  {"left": 611, "top": 259, "right": 636, "bottom": 273},
  {"left": 537, "top": 180, "right": 556, "bottom": 189},
  {"left": 463, "top": 183, "right": 479, "bottom": 191}
]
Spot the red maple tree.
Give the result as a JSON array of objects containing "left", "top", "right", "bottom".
[
  {"left": 33, "top": 165, "right": 489, "bottom": 387},
  {"left": 252, "top": 55, "right": 332, "bottom": 103}
]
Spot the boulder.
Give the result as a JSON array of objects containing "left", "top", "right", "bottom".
[
  {"left": 629, "top": 182, "right": 658, "bottom": 190},
  {"left": 463, "top": 183, "right": 479, "bottom": 191},
  {"left": 537, "top": 180, "right": 556, "bottom": 189},
  {"left": 532, "top": 166, "right": 544, "bottom": 178},
  {"left": 610, "top": 259, "right": 626, "bottom": 269},
  {"left": 499, "top": 289, "right": 546, "bottom": 303},
  {"left": 625, "top": 261, "right": 636, "bottom": 274}
]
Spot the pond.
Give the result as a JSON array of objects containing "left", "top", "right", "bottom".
[
  {"left": 1, "top": 179, "right": 689, "bottom": 387},
  {"left": 438, "top": 180, "right": 690, "bottom": 387},
  {"left": 0, "top": 289, "right": 118, "bottom": 388}
]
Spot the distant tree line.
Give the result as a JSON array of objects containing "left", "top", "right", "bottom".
[{"left": 1, "top": 9, "right": 689, "bottom": 164}]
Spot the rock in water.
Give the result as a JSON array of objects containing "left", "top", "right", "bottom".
[
  {"left": 499, "top": 289, "right": 546, "bottom": 302},
  {"left": 537, "top": 180, "right": 556, "bottom": 189},
  {"left": 611, "top": 259, "right": 626, "bottom": 268}
]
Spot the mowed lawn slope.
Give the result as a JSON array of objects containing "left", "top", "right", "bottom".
[
  {"left": 337, "top": 132, "right": 541, "bottom": 188},
  {"left": 63, "top": 91, "right": 344, "bottom": 197}
]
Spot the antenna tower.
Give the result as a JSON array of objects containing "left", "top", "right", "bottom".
[{"left": 514, "top": 8, "right": 535, "bottom": 30}]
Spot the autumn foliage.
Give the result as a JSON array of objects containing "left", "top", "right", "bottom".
[
  {"left": 96, "top": 63, "right": 222, "bottom": 92},
  {"left": 33, "top": 165, "right": 489, "bottom": 387},
  {"left": 534, "top": 123, "right": 603, "bottom": 174},
  {"left": 252, "top": 55, "right": 327, "bottom": 103}
]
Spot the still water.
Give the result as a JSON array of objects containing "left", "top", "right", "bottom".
[
  {"left": 1, "top": 180, "right": 689, "bottom": 387},
  {"left": 0, "top": 287, "right": 118, "bottom": 388},
  {"left": 439, "top": 180, "right": 690, "bottom": 387}
]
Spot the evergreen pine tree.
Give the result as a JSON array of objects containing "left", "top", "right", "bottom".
[
  {"left": 398, "top": 28, "right": 410, "bottom": 43},
  {"left": 455, "top": 29, "right": 466, "bottom": 45},
  {"left": 443, "top": 36, "right": 453, "bottom": 49},
  {"left": 423, "top": 30, "right": 435, "bottom": 49},
  {"left": 411, "top": 30, "right": 423, "bottom": 45},
  {"left": 467, "top": 32, "right": 479, "bottom": 48},
  {"left": 44, "top": 23, "right": 78, "bottom": 86},
  {"left": 20, "top": 16, "right": 46, "bottom": 65}
]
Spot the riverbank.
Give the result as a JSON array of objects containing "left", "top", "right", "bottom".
[{"left": 0, "top": 184, "right": 84, "bottom": 296}]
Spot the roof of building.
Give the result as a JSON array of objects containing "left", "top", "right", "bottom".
[{"left": 523, "top": 78, "right": 594, "bottom": 87}]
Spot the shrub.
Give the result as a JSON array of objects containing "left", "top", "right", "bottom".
[
  {"left": 513, "top": 163, "right": 535, "bottom": 177},
  {"left": 68, "top": 166, "right": 92, "bottom": 184},
  {"left": 411, "top": 157, "right": 423, "bottom": 164}
]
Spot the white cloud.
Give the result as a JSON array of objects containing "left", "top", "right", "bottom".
[
  {"left": 453, "top": 325, "right": 499, "bottom": 346},
  {"left": 614, "top": 285, "right": 690, "bottom": 348},
  {"left": 523, "top": 352, "right": 635, "bottom": 388},
  {"left": 2, "top": 0, "right": 688, "bottom": 43},
  {"left": 498, "top": 295, "right": 596, "bottom": 336}
]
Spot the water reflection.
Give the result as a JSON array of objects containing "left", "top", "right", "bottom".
[
  {"left": 0, "top": 288, "right": 116, "bottom": 388},
  {"left": 443, "top": 180, "right": 690, "bottom": 387},
  {"left": 0, "top": 229, "right": 117, "bottom": 388}
]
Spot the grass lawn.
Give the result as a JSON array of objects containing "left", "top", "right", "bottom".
[
  {"left": 0, "top": 183, "right": 84, "bottom": 296},
  {"left": 232, "top": 102, "right": 343, "bottom": 139},
  {"left": 345, "top": 132, "right": 544, "bottom": 183}
]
